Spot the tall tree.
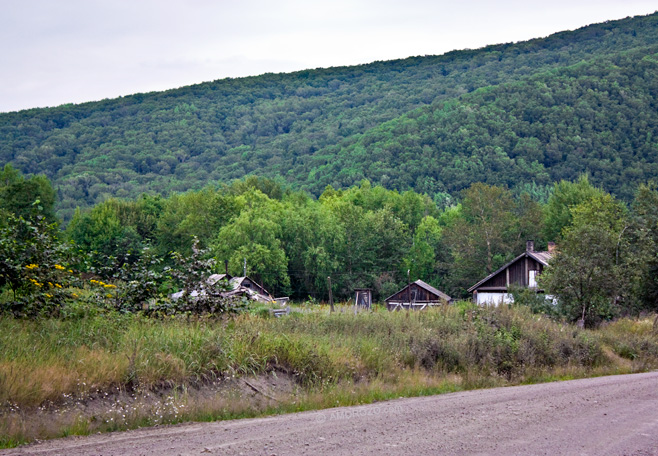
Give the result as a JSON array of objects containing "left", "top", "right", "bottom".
[
  {"left": 541, "top": 193, "right": 630, "bottom": 326},
  {"left": 212, "top": 190, "right": 290, "bottom": 294},
  {"left": 630, "top": 183, "right": 658, "bottom": 311},
  {"left": 443, "top": 183, "right": 517, "bottom": 295},
  {"left": 0, "top": 164, "right": 57, "bottom": 225},
  {"left": 403, "top": 215, "right": 444, "bottom": 283},
  {"left": 543, "top": 175, "right": 605, "bottom": 242},
  {"left": 66, "top": 199, "right": 143, "bottom": 270}
]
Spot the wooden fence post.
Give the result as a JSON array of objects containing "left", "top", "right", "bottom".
[{"left": 327, "top": 276, "right": 334, "bottom": 313}]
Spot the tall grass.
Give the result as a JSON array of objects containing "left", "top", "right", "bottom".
[{"left": 1, "top": 303, "right": 657, "bottom": 447}]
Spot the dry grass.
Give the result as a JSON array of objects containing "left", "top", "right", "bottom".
[{"left": 1, "top": 304, "right": 657, "bottom": 447}]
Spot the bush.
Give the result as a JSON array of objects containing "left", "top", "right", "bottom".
[{"left": 0, "top": 213, "right": 79, "bottom": 317}]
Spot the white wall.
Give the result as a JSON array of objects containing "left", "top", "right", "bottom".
[{"left": 475, "top": 292, "right": 514, "bottom": 306}]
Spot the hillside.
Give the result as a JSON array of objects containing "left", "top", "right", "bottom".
[
  {"left": 302, "top": 46, "right": 658, "bottom": 201},
  {"left": 1, "top": 12, "right": 658, "bottom": 218}
]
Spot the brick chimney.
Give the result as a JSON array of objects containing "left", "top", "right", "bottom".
[
  {"left": 547, "top": 241, "right": 556, "bottom": 254},
  {"left": 526, "top": 240, "right": 534, "bottom": 252}
]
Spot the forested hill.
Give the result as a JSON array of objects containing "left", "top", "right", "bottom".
[
  {"left": 303, "top": 46, "right": 658, "bottom": 201},
  {"left": 1, "top": 12, "right": 658, "bottom": 219}
]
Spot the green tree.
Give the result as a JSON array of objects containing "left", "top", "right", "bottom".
[
  {"left": 0, "top": 164, "right": 57, "bottom": 224},
  {"left": 403, "top": 215, "right": 443, "bottom": 282},
  {"left": 279, "top": 198, "right": 342, "bottom": 299},
  {"left": 155, "top": 188, "right": 238, "bottom": 256},
  {"left": 443, "top": 183, "right": 517, "bottom": 294},
  {"left": 212, "top": 191, "right": 290, "bottom": 294},
  {"left": 66, "top": 199, "right": 143, "bottom": 270},
  {"left": 630, "top": 183, "right": 658, "bottom": 311},
  {"left": 543, "top": 175, "right": 605, "bottom": 242},
  {"left": 541, "top": 193, "right": 630, "bottom": 326}
]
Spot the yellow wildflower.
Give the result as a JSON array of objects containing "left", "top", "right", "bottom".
[
  {"left": 25, "top": 264, "right": 38, "bottom": 270},
  {"left": 54, "top": 264, "right": 66, "bottom": 270},
  {"left": 48, "top": 282, "right": 54, "bottom": 288},
  {"left": 45, "top": 293, "right": 53, "bottom": 298},
  {"left": 55, "top": 283, "right": 62, "bottom": 288},
  {"left": 103, "top": 283, "right": 117, "bottom": 288}
]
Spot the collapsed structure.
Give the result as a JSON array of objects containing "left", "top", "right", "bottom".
[{"left": 172, "top": 274, "right": 288, "bottom": 304}]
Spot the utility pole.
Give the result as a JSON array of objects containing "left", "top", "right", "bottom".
[{"left": 327, "top": 276, "right": 334, "bottom": 313}]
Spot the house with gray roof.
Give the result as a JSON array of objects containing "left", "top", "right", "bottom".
[
  {"left": 468, "top": 240, "right": 555, "bottom": 306},
  {"left": 385, "top": 279, "right": 452, "bottom": 310}
]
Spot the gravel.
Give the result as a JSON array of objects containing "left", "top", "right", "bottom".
[{"left": 4, "top": 371, "right": 658, "bottom": 456}]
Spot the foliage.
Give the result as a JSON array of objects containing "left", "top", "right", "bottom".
[
  {"left": 2, "top": 306, "right": 657, "bottom": 445},
  {"left": 66, "top": 199, "right": 144, "bottom": 272},
  {"left": 629, "top": 183, "right": 658, "bottom": 311},
  {"left": 212, "top": 190, "right": 290, "bottom": 294},
  {"left": 2, "top": 14, "right": 658, "bottom": 220},
  {"left": 4, "top": 152, "right": 658, "bottom": 320},
  {"left": 403, "top": 215, "right": 444, "bottom": 282},
  {"left": 168, "top": 238, "right": 247, "bottom": 315},
  {"left": 540, "top": 194, "right": 631, "bottom": 326},
  {"left": 0, "top": 213, "right": 77, "bottom": 317},
  {"left": 442, "top": 184, "right": 543, "bottom": 296},
  {"left": 299, "top": 45, "right": 658, "bottom": 201},
  {"left": 543, "top": 175, "right": 606, "bottom": 242},
  {"left": 0, "top": 164, "right": 57, "bottom": 225},
  {"left": 508, "top": 285, "right": 558, "bottom": 318},
  {"left": 86, "top": 239, "right": 246, "bottom": 316}
]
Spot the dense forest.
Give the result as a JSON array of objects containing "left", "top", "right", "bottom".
[
  {"left": 303, "top": 47, "right": 658, "bottom": 201},
  {"left": 1, "top": 13, "right": 658, "bottom": 220},
  {"left": 2, "top": 166, "right": 657, "bottom": 327}
]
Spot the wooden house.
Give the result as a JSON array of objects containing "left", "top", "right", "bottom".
[
  {"left": 468, "top": 241, "right": 554, "bottom": 306},
  {"left": 385, "top": 280, "right": 452, "bottom": 311}
]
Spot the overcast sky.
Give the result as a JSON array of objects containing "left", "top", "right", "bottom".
[{"left": 1, "top": 0, "right": 656, "bottom": 113}]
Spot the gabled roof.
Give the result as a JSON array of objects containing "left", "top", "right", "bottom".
[
  {"left": 467, "top": 250, "right": 553, "bottom": 293},
  {"left": 385, "top": 279, "right": 452, "bottom": 302}
]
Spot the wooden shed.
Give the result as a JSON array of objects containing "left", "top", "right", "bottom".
[
  {"left": 385, "top": 280, "right": 452, "bottom": 311},
  {"left": 468, "top": 240, "right": 554, "bottom": 306},
  {"left": 354, "top": 288, "right": 372, "bottom": 310}
]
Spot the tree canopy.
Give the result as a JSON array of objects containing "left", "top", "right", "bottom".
[{"left": 1, "top": 14, "right": 658, "bottom": 220}]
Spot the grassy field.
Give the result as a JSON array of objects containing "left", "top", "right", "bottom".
[{"left": 1, "top": 302, "right": 657, "bottom": 447}]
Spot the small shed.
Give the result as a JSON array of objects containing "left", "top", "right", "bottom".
[
  {"left": 385, "top": 280, "right": 451, "bottom": 311},
  {"left": 354, "top": 288, "right": 372, "bottom": 310}
]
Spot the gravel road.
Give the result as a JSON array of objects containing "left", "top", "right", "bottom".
[{"left": 4, "top": 371, "right": 658, "bottom": 456}]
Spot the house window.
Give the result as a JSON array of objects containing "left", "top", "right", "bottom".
[{"left": 529, "top": 270, "right": 538, "bottom": 288}]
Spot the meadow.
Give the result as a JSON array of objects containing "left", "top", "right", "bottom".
[{"left": 1, "top": 302, "right": 657, "bottom": 448}]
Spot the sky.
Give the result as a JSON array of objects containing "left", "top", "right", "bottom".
[{"left": 1, "top": 0, "right": 656, "bottom": 113}]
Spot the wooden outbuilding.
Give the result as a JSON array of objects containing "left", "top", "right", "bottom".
[
  {"left": 385, "top": 280, "right": 452, "bottom": 311},
  {"left": 468, "top": 240, "right": 555, "bottom": 306},
  {"left": 354, "top": 288, "right": 372, "bottom": 310}
]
